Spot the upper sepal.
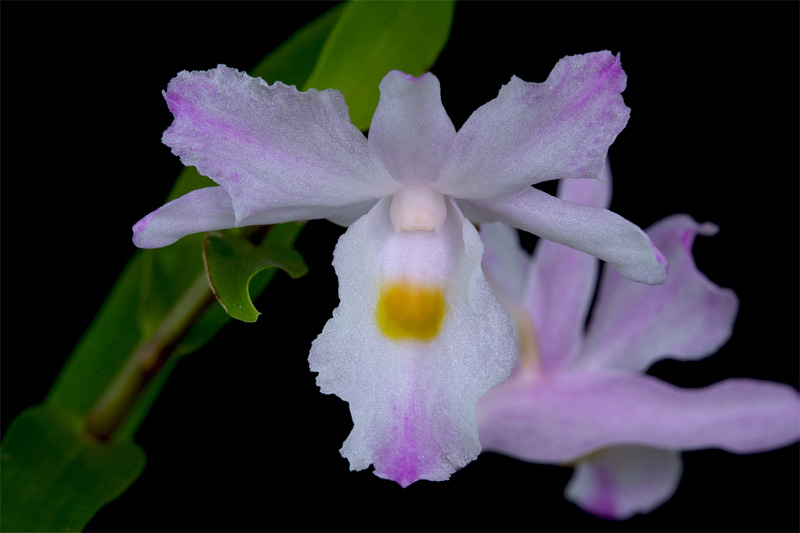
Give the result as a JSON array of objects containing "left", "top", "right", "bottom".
[{"left": 368, "top": 71, "right": 456, "bottom": 183}]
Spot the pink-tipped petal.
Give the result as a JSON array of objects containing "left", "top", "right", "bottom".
[
  {"left": 310, "top": 197, "right": 516, "bottom": 487},
  {"left": 477, "top": 371, "right": 800, "bottom": 463},
  {"left": 161, "top": 65, "right": 396, "bottom": 226},
  {"left": 565, "top": 446, "right": 682, "bottom": 520},
  {"left": 368, "top": 71, "right": 456, "bottom": 183},
  {"left": 436, "top": 52, "right": 630, "bottom": 200},
  {"left": 577, "top": 214, "right": 738, "bottom": 372},
  {"left": 132, "top": 186, "right": 236, "bottom": 248},
  {"left": 466, "top": 187, "right": 667, "bottom": 285}
]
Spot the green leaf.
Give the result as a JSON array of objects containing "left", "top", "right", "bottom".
[
  {"left": 1, "top": 406, "right": 146, "bottom": 532},
  {"left": 46, "top": 252, "right": 151, "bottom": 420},
  {"left": 203, "top": 224, "right": 308, "bottom": 323},
  {"left": 250, "top": 2, "right": 345, "bottom": 86},
  {"left": 305, "top": 0, "right": 455, "bottom": 129}
]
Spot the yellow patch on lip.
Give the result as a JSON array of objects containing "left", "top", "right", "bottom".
[{"left": 376, "top": 281, "right": 446, "bottom": 341}]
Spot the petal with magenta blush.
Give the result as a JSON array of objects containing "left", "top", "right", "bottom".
[
  {"left": 132, "top": 186, "right": 236, "bottom": 249},
  {"left": 309, "top": 195, "right": 516, "bottom": 487},
  {"left": 476, "top": 371, "right": 800, "bottom": 463},
  {"left": 437, "top": 52, "right": 630, "bottom": 200},
  {"left": 565, "top": 446, "right": 682, "bottom": 520},
  {"left": 161, "top": 65, "right": 397, "bottom": 226},
  {"left": 577, "top": 214, "right": 739, "bottom": 372}
]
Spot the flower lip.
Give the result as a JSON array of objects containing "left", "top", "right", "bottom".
[{"left": 389, "top": 184, "right": 448, "bottom": 233}]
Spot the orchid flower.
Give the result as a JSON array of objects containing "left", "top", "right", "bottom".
[
  {"left": 132, "top": 52, "right": 669, "bottom": 487},
  {"left": 476, "top": 168, "right": 800, "bottom": 518}
]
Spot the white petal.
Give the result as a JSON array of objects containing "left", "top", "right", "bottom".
[
  {"left": 368, "top": 71, "right": 456, "bottom": 183},
  {"left": 132, "top": 186, "right": 236, "bottom": 248},
  {"left": 465, "top": 187, "right": 668, "bottom": 285},
  {"left": 309, "top": 196, "right": 516, "bottom": 487}
]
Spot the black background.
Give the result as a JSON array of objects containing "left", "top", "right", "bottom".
[{"left": 2, "top": 1, "right": 798, "bottom": 532}]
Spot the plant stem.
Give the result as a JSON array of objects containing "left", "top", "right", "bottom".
[
  {"left": 84, "top": 272, "right": 216, "bottom": 441},
  {"left": 83, "top": 225, "right": 275, "bottom": 441}
]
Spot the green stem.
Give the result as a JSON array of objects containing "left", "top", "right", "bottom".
[
  {"left": 84, "top": 272, "right": 216, "bottom": 441},
  {"left": 83, "top": 225, "right": 272, "bottom": 441}
]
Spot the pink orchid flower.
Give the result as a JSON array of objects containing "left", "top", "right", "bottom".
[
  {"left": 476, "top": 165, "right": 800, "bottom": 518},
  {"left": 132, "top": 52, "right": 669, "bottom": 487}
]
